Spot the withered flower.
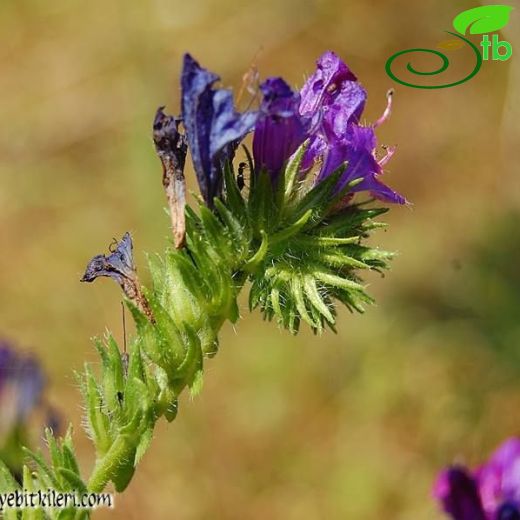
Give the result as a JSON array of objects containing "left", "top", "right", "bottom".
[
  {"left": 153, "top": 107, "right": 188, "bottom": 249},
  {"left": 81, "top": 233, "right": 154, "bottom": 322}
]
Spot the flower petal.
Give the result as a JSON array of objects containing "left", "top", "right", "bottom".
[
  {"left": 181, "top": 53, "right": 257, "bottom": 205},
  {"left": 299, "top": 51, "right": 369, "bottom": 185},
  {"left": 477, "top": 439, "right": 520, "bottom": 518},
  {"left": 81, "top": 233, "right": 155, "bottom": 322},
  {"left": 252, "top": 77, "right": 308, "bottom": 182},
  {"left": 317, "top": 125, "right": 406, "bottom": 204},
  {"left": 81, "top": 232, "right": 135, "bottom": 288},
  {"left": 299, "top": 51, "right": 358, "bottom": 117},
  {"left": 496, "top": 502, "right": 520, "bottom": 520},
  {"left": 322, "top": 82, "right": 368, "bottom": 139},
  {"left": 434, "top": 466, "right": 487, "bottom": 520}
]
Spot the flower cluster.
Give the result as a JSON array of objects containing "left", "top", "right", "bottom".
[
  {"left": 168, "top": 51, "right": 405, "bottom": 209},
  {"left": 82, "top": 51, "right": 406, "bottom": 337},
  {"left": 2, "top": 50, "right": 405, "bottom": 510},
  {"left": 254, "top": 51, "right": 405, "bottom": 204},
  {"left": 435, "top": 438, "right": 520, "bottom": 520}
]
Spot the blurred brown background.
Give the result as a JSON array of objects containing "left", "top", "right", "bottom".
[{"left": 1, "top": 0, "right": 519, "bottom": 518}]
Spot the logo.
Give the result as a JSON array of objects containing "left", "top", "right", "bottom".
[{"left": 385, "top": 5, "right": 513, "bottom": 89}]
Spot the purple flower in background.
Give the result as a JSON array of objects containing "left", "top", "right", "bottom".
[
  {"left": 478, "top": 439, "right": 520, "bottom": 519},
  {"left": 435, "top": 467, "right": 487, "bottom": 520},
  {"left": 434, "top": 438, "right": 520, "bottom": 520},
  {"left": 181, "top": 54, "right": 258, "bottom": 206},
  {"left": 252, "top": 78, "right": 308, "bottom": 182},
  {"left": 0, "top": 340, "right": 45, "bottom": 429}
]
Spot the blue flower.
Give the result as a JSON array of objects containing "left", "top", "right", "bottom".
[{"left": 181, "top": 54, "right": 258, "bottom": 206}]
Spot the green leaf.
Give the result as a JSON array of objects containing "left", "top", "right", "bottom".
[
  {"left": 248, "top": 170, "right": 274, "bottom": 234},
  {"left": 453, "top": 5, "right": 513, "bottom": 35},
  {"left": 22, "top": 447, "right": 61, "bottom": 490},
  {"left": 243, "top": 231, "right": 269, "bottom": 273},
  {"left": 313, "top": 269, "right": 365, "bottom": 292},
  {"left": 0, "top": 459, "right": 19, "bottom": 492},
  {"left": 61, "top": 445, "right": 80, "bottom": 476},
  {"left": 189, "top": 369, "right": 204, "bottom": 396},
  {"left": 290, "top": 277, "right": 316, "bottom": 328},
  {"left": 112, "top": 451, "right": 136, "bottom": 493},
  {"left": 57, "top": 468, "right": 87, "bottom": 493},
  {"left": 21, "top": 466, "right": 44, "bottom": 520},
  {"left": 295, "top": 235, "right": 360, "bottom": 247},
  {"left": 241, "top": 144, "right": 255, "bottom": 181},
  {"left": 84, "top": 366, "right": 112, "bottom": 455},
  {"left": 287, "top": 167, "right": 343, "bottom": 227},
  {"left": 170, "top": 325, "right": 203, "bottom": 393},
  {"left": 284, "top": 140, "right": 309, "bottom": 200},
  {"left": 270, "top": 209, "right": 313, "bottom": 246},
  {"left": 303, "top": 276, "right": 334, "bottom": 324},
  {"left": 317, "top": 251, "right": 370, "bottom": 270},
  {"left": 214, "top": 199, "right": 249, "bottom": 259},
  {"left": 134, "top": 428, "right": 154, "bottom": 465},
  {"left": 270, "top": 284, "right": 283, "bottom": 315},
  {"left": 222, "top": 161, "right": 246, "bottom": 218},
  {"left": 44, "top": 428, "right": 62, "bottom": 476}
]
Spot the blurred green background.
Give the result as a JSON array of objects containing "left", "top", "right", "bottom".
[{"left": 1, "top": 0, "right": 519, "bottom": 518}]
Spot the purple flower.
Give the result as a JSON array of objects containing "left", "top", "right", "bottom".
[
  {"left": 478, "top": 439, "right": 520, "bottom": 519},
  {"left": 435, "top": 467, "right": 487, "bottom": 520},
  {"left": 181, "top": 54, "right": 257, "bottom": 206},
  {"left": 434, "top": 438, "right": 520, "bottom": 520},
  {"left": 299, "top": 51, "right": 406, "bottom": 204},
  {"left": 0, "top": 340, "right": 45, "bottom": 428},
  {"left": 169, "top": 51, "right": 404, "bottom": 207},
  {"left": 299, "top": 50, "right": 359, "bottom": 119},
  {"left": 252, "top": 78, "right": 308, "bottom": 182},
  {"left": 316, "top": 124, "right": 406, "bottom": 203}
]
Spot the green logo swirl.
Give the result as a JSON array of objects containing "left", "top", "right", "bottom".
[{"left": 385, "top": 31, "right": 482, "bottom": 89}]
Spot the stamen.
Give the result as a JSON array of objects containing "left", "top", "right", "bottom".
[
  {"left": 378, "top": 145, "right": 396, "bottom": 167},
  {"left": 374, "top": 89, "right": 394, "bottom": 128}
]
